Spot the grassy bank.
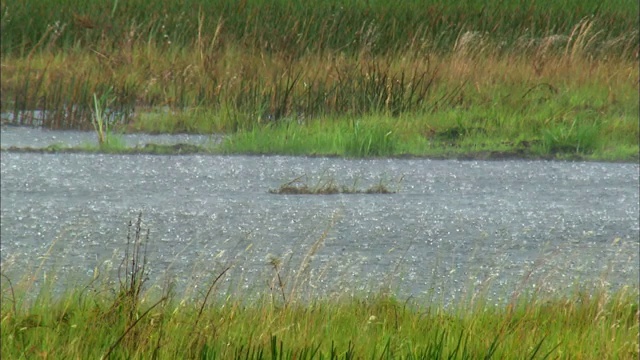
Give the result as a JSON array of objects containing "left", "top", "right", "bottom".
[
  {"left": 4, "top": 105, "right": 637, "bottom": 161},
  {"left": 1, "top": 216, "right": 638, "bottom": 359},
  {"left": 1, "top": 0, "right": 638, "bottom": 160}
]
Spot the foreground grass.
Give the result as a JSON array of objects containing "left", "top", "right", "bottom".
[
  {"left": 1, "top": 215, "right": 638, "bottom": 359},
  {"left": 2, "top": 273, "right": 638, "bottom": 359}
]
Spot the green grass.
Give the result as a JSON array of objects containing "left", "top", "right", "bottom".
[
  {"left": 3, "top": 106, "right": 637, "bottom": 160},
  {"left": 2, "top": 286, "right": 638, "bottom": 359},
  {"left": 1, "top": 214, "right": 638, "bottom": 359},
  {"left": 2, "top": 0, "right": 637, "bottom": 56},
  {"left": 218, "top": 109, "right": 638, "bottom": 161}
]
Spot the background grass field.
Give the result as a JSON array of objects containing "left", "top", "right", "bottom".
[{"left": 1, "top": 0, "right": 638, "bottom": 159}]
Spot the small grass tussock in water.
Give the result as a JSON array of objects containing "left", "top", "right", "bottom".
[
  {"left": 269, "top": 174, "right": 401, "bottom": 195},
  {"left": 1, "top": 213, "right": 638, "bottom": 359},
  {"left": 90, "top": 87, "right": 128, "bottom": 152}
]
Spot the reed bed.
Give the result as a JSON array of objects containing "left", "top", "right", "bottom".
[
  {"left": 3, "top": 0, "right": 637, "bottom": 56},
  {"left": 1, "top": 213, "right": 638, "bottom": 359},
  {"left": 1, "top": 0, "right": 638, "bottom": 159}
]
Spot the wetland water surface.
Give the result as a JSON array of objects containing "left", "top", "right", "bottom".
[{"left": 1, "top": 128, "right": 639, "bottom": 302}]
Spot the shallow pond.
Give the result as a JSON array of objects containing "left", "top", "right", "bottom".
[{"left": 1, "top": 128, "right": 638, "bottom": 303}]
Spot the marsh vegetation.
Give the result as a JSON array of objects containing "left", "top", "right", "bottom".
[
  {"left": 1, "top": 2, "right": 638, "bottom": 357},
  {"left": 1, "top": 0, "right": 638, "bottom": 159}
]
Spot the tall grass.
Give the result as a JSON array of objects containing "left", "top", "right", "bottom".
[
  {"left": 1, "top": 214, "right": 638, "bottom": 359},
  {"left": 1, "top": 1, "right": 638, "bottom": 124},
  {"left": 2, "top": 0, "right": 637, "bottom": 56},
  {"left": 0, "top": 1, "right": 637, "bottom": 159}
]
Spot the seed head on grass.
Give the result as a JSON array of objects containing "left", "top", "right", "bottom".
[{"left": 267, "top": 254, "right": 287, "bottom": 306}]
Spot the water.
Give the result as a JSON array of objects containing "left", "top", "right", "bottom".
[
  {"left": 0, "top": 126, "right": 219, "bottom": 148},
  {"left": 1, "top": 127, "right": 638, "bottom": 303}
]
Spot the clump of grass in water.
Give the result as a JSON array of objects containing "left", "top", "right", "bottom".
[
  {"left": 269, "top": 174, "right": 401, "bottom": 195},
  {"left": 269, "top": 175, "right": 342, "bottom": 195},
  {"left": 91, "top": 88, "right": 126, "bottom": 151}
]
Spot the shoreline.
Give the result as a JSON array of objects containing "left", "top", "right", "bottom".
[{"left": 2, "top": 144, "right": 638, "bottom": 163}]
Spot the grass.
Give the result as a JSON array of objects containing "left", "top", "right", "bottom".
[
  {"left": 91, "top": 88, "right": 116, "bottom": 147},
  {"left": 2, "top": 0, "right": 637, "bottom": 56},
  {"left": 1, "top": 213, "right": 638, "bottom": 359},
  {"left": 1, "top": 0, "right": 638, "bottom": 160},
  {"left": 3, "top": 286, "right": 638, "bottom": 359},
  {"left": 219, "top": 110, "right": 638, "bottom": 161},
  {"left": 268, "top": 174, "right": 401, "bottom": 195}
]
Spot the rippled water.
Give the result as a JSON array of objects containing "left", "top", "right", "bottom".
[
  {"left": 1, "top": 128, "right": 638, "bottom": 303},
  {"left": 0, "top": 126, "right": 219, "bottom": 148}
]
